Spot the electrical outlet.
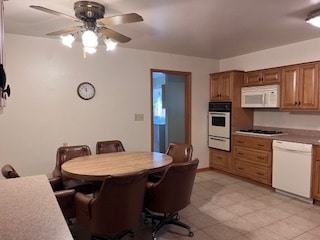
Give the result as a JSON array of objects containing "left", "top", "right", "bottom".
[{"left": 134, "top": 113, "right": 144, "bottom": 121}]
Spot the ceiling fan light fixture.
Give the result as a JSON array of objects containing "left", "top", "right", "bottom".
[
  {"left": 61, "top": 34, "right": 75, "bottom": 48},
  {"left": 306, "top": 10, "right": 320, "bottom": 28},
  {"left": 83, "top": 46, "right": 97, "bottom": 54},
  {"left": 104, "top": 38, "right": 117, "bottom": 51},
  {"left": 82, "top": 30, "right": 98, "bottom": 48}
]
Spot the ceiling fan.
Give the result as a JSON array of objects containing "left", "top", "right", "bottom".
[{"left": 29, "top": 1, "right": 143, "bottom": 52}]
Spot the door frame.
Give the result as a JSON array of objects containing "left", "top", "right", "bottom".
[{"left": 150, "top": 69, "right": 192, "bottom": 151}]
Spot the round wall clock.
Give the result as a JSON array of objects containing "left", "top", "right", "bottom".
[{"left": 77, "top": 82, "right": 95, "bottom": 100}]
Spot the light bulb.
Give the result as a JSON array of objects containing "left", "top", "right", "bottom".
[
  {"left": 104, "top": 38, "right": 117, "bottom": 51},
  {"left": 61, "top": 35, "right": 75, "bottom": 48},
  {"left": 82, "top": 30, "right": 98, "bottom": 48}
]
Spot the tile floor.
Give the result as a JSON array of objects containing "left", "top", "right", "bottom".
[{"left": 70, "top": 170, "right": 320, "bottom": 240}]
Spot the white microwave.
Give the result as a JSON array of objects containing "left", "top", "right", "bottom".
[{"left": 241, "top": 84, "right": 280, "bottom": 108}]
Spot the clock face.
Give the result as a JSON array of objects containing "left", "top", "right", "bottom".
[{"left": 77, "top": 82, "right": 95, "bottom": 100}]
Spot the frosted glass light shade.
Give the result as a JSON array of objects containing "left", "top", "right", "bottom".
[
  {"left": 61, "top": 35, "right": 75, "bottom": 48},
  {"left": 82, "top": 30, "right": 98, "bottom": 48},
  {"left": 104, "top": 38, "right": 117, "bottom": 51}
]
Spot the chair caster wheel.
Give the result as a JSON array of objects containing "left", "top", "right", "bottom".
[{"left": 189, "top": 231, "right": 194, "bottom": 237}]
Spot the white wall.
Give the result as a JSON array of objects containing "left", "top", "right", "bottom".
[
  {"left": 0, "top": 34, "right": 219, "bottom": 177},
  {"left": 220, "top": 37, "right": 320, "bottom": 130}
]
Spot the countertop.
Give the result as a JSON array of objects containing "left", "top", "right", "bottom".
[
  {"left": 233, "top": 127, "right": 320, "bottom": 146},
  {"left": 0, "top": 175, "right": 73, "bottom": 240}
]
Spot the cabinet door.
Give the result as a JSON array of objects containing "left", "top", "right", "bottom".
[
  {"left": 312, "top": 161, "right": 320, "bottom": 200},
  {"left": 281, "top": 66, "right": 299, "bottom": 109},
  {"left": 262, "top": 68, "right": 281, "bottom": 85},
  {"left": 210, "top": 149, "right": 232, "bottom": 172},
  {"left": 299, "top": 63, "right": 319, "bottom": 110},
  {"left": 245, "top": 71, "right": 261, "bottom": 86},
  {"left": 210, "top": 73, "right": 231, "bottom": 101},
  {"left": 210, "top": 74, "right": 220, "bottom": 101},
  {"left": 219, "top": 73, "right": 231, "bottom": 100}
]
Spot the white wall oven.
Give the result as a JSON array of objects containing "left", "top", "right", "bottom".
[{"left": 208, "top": 102, "right": 231, "bottom": 151}]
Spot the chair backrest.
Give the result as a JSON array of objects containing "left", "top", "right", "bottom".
[
  {"left": 53, "top": 145, "right": 91, "bottom": 180},
  {"left": 145, "top": 158, "right": 199, "bottom": 213},
  {"left": 96, "top": 140, "right": 125, "bottom": 154},
  {"left": 89, "top": 170, "right": 148, "bottom": 235},
  {"left": 165, "top": 143, "right": 193, "bottom": 163},
  {"left": 1, "top": 164, "right": 20, "bottom": 178}
]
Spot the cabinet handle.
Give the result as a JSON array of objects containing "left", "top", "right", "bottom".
[
  {"left": 256, "top": 172, "right": 265, "bottom": 176},
  {"left": 216, "top": 156, "right": 222, "bottom": 160},
  {"left": 238, "top": 167, "right": 244, "bottom": 170},
  {"left": 237, "top": 152, "right": 245, "bottom": 155},
  {"left": 298, "top": 101, "right": 301, "bottom": 106},
  {"left": 237, "top": 141, "right": 245, "bottom": 144},
  {"left": 295, "top": 101, "right": 298, "bottom": 106},
  {"left": 257, "top": 156, "right": 265, "bottom": 160},
  {"left": 257, "top": 144, "right": 265, "bottom": 147}
]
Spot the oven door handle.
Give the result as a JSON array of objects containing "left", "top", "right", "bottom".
[
  {"left": 209, "top": 112, "right": 228, "bottom": 116},
  {"left": 209, "top": 137, "right": 227, "bottom": 142}
]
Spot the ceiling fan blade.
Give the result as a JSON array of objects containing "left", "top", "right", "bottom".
[
  {"left": 99, "top": 13, "right": 143, "bottom": 26},
  {"left": 99, "top": 27, "right": 131, "bottom": 43},
  {"left": 30, "top": 5, "right": 78, "bottom": 22},
  {"left": 46, "top": 26, "right": 82, "bottom": 36}
]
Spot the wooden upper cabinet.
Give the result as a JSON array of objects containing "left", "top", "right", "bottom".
[
  {"left": 210, "top": 72, "right": 232, "bottom": 101},
  {"left": 281, "top": 62, "right": 319, "bottom": 111},
  {"left": 244, "top": 68, "right": 281, "bottom": 86}
]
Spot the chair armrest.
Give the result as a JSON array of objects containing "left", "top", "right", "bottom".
[
  {"left": 48, "top": 176, "right": 64, "bottom": 191},
  {"left": 75, "top": 192, "right": 93, "bottom": 220}
]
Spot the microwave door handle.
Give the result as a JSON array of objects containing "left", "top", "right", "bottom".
[{"left": 262, "top": 93, "right": 266, "bottom": 106}]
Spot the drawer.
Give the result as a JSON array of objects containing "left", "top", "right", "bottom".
[
  {"left": 233, "top": 161, "right": 272, "bottom": 185},
  {"left": 210, "top": 149, "right": 231, "bottom": 172},
  {"left": 234, "top": 146, "right": 272, "bottom": 166},
  {"left": 233, "top": 135, "right": 272, "bottom": 151}
]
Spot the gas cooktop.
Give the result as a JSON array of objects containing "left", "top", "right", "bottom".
[{"left": 236, "top": 129, "right": 287, "bottom": 136}]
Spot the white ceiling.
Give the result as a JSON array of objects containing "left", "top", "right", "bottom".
[{"left": 4, "top": 0, "right": 320, "bottom": 59}]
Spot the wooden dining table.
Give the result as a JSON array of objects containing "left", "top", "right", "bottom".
[{"left": 61, "top": 151, "right": 173, "bottom": 181}]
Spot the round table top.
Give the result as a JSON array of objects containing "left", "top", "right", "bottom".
[{"left": 61, "top": 151, "right": 173, "bottom": 181}]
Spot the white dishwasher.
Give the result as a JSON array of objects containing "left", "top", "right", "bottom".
[{"left": 272, "top": 140, "right": 313, "bottom": 203}]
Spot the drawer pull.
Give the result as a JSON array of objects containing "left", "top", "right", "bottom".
[
  {"left": 257, "top": 144, "right": 265, "bottom": 147},
  {"left": 216, "top": 156, "right": 222, "bottom": 160},
  {"left": 237, "top": 141, "right": 245, "bottom": 144},
  {"left": 257, "top": 156, "right": 265, "bottom": 160},
  {"left": 237, "top": 167, "right": 244, "bottom": 170},
  {"left": 256, "top": 172, "right": 264, "bottom": 176},
  {"left": 237, "top": 152, "right": 245, "bottom": 155}
]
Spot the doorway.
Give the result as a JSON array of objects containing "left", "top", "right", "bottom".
[{"left": 150, "top": 69, "right": 191, "bottom": 153}]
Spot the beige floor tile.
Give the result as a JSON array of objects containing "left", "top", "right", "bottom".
[
  {"left": 308, "top": 225, "right": 320, "bottom": 237},
  {"left": 292, "top": 232, "right": 320, "bottom": 240},
  {"left": 185, "top": 212, "right": 219, "bottom": 229},
  {"left": 257, "top": 207, "right": 292, "bottom": 221},
  {"left": 206, "top": 207, "right": 238, "bottom": 222},
  {"left": 265, "top": 221, "right": 305, "bottom": 239},
  {"left": 224, "top": 202, "right": 256, "bottom": 216},
  {"left": 242, "top": 211, "right": 278, "bottom": 228},
  {"left": 176, "top": 229, "right": 212, "bottom": 240},
  {"left": 224, "top": 216, "right": 260, "bottom": 234},
  {"left": 281, "top": 215, "right": 319, "bottom": 231},
  {"left": 254, "top": 194, "right": 284, "bottom": 206},
  {"left": 202, "top": 223, "right": 242, "bottom": 240},
  {"left": 245, "top": 228, "right": 286, "bottom": 240}
]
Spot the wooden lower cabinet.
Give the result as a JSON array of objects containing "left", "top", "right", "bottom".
[
  {"left": 233, "top": 135, "right": 273, "bottom": 185},
  {"left": 312, "top": 146, "right": 320, "bottom": 200},
  {"left": 209, "top": 149, "right": 232, "bottom": 173}
]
